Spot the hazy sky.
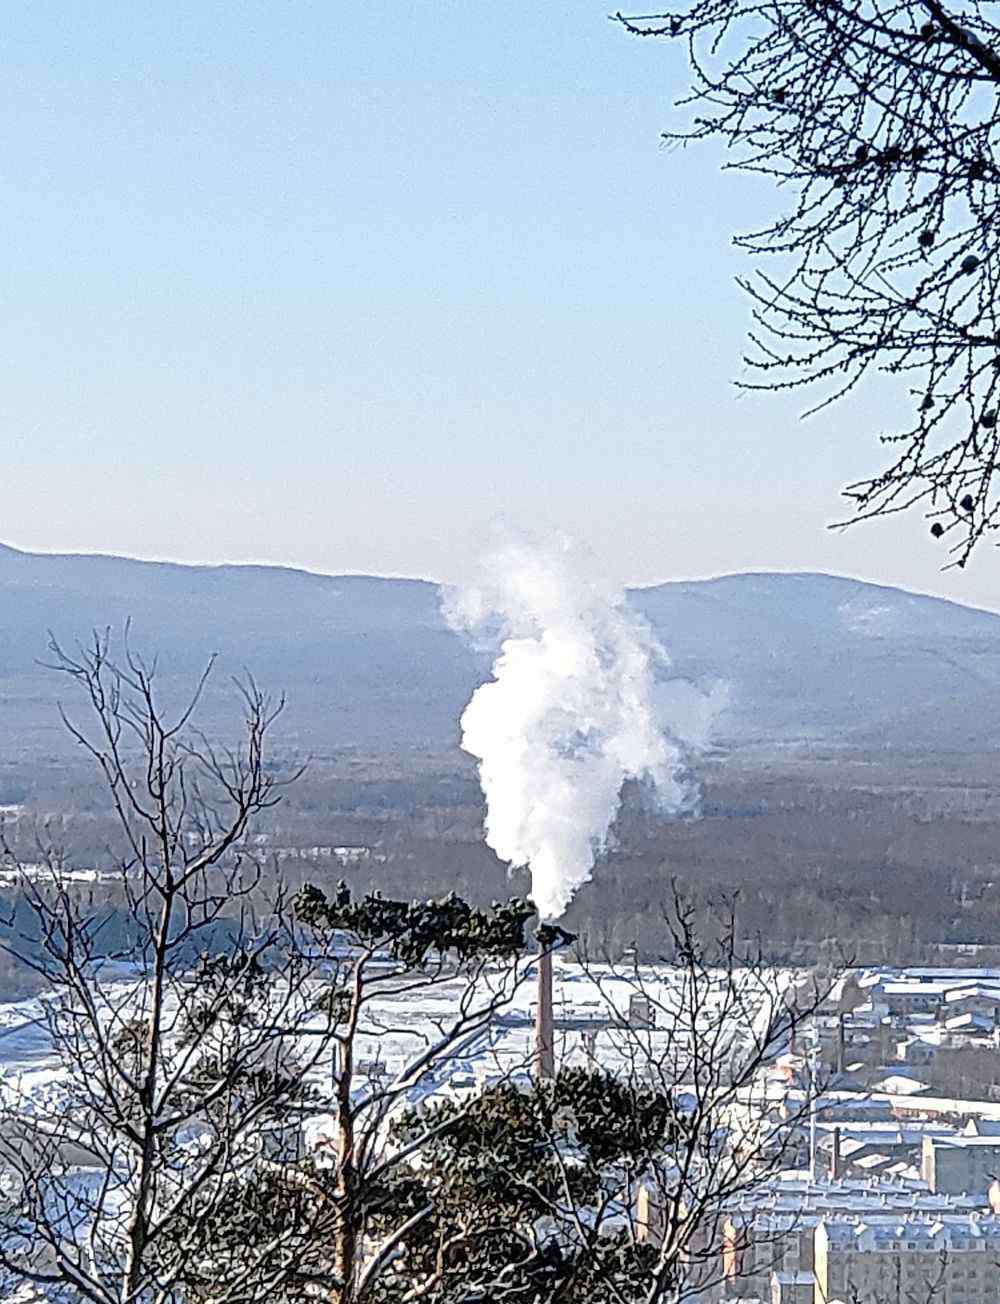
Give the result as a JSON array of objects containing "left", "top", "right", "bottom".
[{"left": 5, "top": 2, "right": 998, "bottom": 609}]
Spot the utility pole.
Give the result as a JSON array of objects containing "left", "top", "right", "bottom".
[{"left": 808, "top": 1018, "right": 819, "bottom": 1182}]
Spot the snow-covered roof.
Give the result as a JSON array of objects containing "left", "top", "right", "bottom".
[{"left": 871, "top": 1074, "right": 930, "bottom": 1096}]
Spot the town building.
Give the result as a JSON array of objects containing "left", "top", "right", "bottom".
[
  {"left": 813, "top": 1215, "right": 1000, "bottom": 1304},
  {"left": 922, "top": 1134, "right": 1000, "bottom": 1196}
]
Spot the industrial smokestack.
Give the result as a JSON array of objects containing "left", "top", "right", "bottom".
[
  {"left": 836, "top": 1013, "right": 846, "bottom": 1075},
  {"left": 534, "top": 945, "right": 555, "bottom": 1080}
]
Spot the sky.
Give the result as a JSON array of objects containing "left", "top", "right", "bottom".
[{"left": 4, "top": 1, "right": 999, "bottom": 610}]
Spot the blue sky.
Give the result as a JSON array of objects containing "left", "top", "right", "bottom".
[{"left": 4, "top": 1, "right": 997, "bottom": 608}]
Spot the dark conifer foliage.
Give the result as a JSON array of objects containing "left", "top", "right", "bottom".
[{"left": 294, "top": 881, "right": 534, "bottom": 965}]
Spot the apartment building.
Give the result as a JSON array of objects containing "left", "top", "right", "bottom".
[
  {"left": 720, "top": 1181, "right": 982, "bottom": 1299},
  {"left": 814, "top": 1215, "right": 1000, "bottom": 1304}
]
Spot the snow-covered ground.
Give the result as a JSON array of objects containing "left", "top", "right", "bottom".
[
  {"left": 0, "top": 864, "right": 115, "bottom": 887},
  {"left": 0, "top": 956, "right": 786, "bottom": 1120},
  {"left": 0, "top": 955, "right": 790, "bottom": 1303}
]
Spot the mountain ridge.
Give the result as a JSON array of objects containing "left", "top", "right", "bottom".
[
  {"left": 4, "top": 540, "right": 997, "bottom": 621},
  {"left": 1, "top": 542, "right": 997, "bottom": 757}
]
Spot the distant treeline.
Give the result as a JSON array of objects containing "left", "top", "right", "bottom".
[{"left": 2, "top": 746, "right": 1000, "bottom": 999}]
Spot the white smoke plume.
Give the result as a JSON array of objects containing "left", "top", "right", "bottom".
[{"left": 444, "top": 539, "right": 707, "bottom": 921}]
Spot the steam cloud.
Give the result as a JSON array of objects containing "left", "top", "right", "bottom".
[{"left": 445, "top": 540, "right": 712, "bottom": 920}]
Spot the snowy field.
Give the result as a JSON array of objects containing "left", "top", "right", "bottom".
[
  {"left": 0, "top": 955, "right": 793, "bottom": 1302},
  {"left": 0, "top": 956, "right": 789, "bottom": 1132},
  {"left": 0, "top": 864, "right": 114, "bottom": 888}
]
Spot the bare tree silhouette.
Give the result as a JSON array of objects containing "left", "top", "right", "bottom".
[{"left": 618, "top": 0, "right": 1000, "bottom": 563}]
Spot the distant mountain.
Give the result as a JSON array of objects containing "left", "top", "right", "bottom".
[
  {"left": 633, "top": 571, "right": 1000, "bottom": 751},
  {"left": 1, "top": 543, "right": 998, "bottom": 758},
  {"left": 0, "top": 543, "right": 477, "bottom": 757}
]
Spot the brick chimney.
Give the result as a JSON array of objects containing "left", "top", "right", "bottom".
[
  {"left": 836, "top": 1013, "right": 846, "bottom": 1075},
  {"left": 534, "top": 946, "right": 555, "bottom": 1080}
]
